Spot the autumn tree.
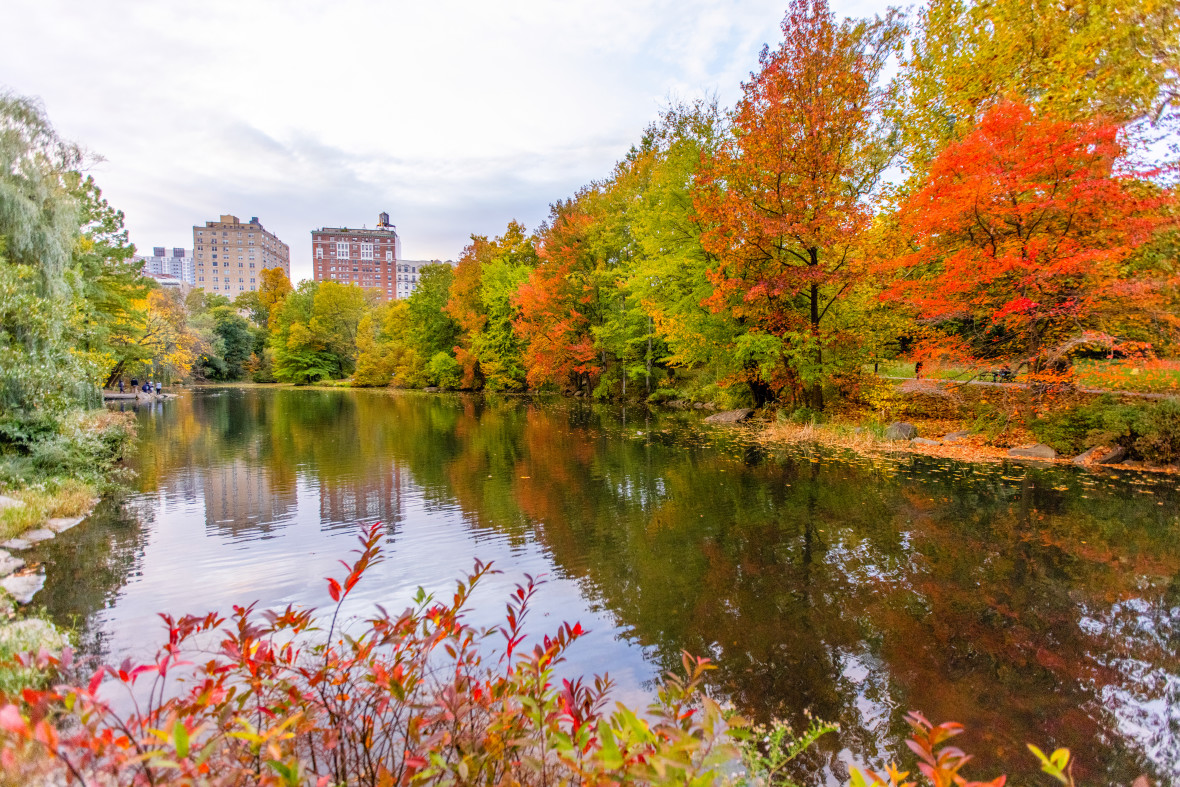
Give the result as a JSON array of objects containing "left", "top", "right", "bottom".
[
  {"left": 884, "top": 100, "right": 1176, "bottom": 376},
  {"left": 446, "top": 222, "right": 537, "bottom": 391},
  {"left": 257, "top": 266, "right": 293, "bottom": 328},
  {"left": 900, "top": 0, "right": 1180, "bottom": 171},
  {"left": 695, "top": 0, "right": 903, "bottom": 409},
  {"left": 515, "top": 197, "right": 603, "bottom": 392}
]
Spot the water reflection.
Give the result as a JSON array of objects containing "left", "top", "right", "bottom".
[{"left": 30, "top": 388, "right": 1180, "bottom": 785}]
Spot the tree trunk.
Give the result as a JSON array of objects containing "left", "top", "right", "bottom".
[{"left": 808, "top": 266, "right": 824, "bottom": 411}]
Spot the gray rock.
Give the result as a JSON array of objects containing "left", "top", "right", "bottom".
[
  {"left": 884, "top": 422, "right": 918, "bottom": 440},
  {"left": 1008, "top": 444, "right": 1057, "bottom": 460},
  {"left": 704, "top": 408, "right": 755, "bottom": 424},
  {"left": 422, "top": 386, "right": 441, "bottom": 393},
  {"left": 693, "top": 402, "right": 706, "bottom": 409},
  {"left": 0, "top": 495, "right": 24, "bottom": 511},
  {"left": 1072, "top": 446, "right": 1105, "bottom": 465},
  {"left": 1096, "top": 446, "right": 1128, "bottom": 465},
  {"left": 943, "top": 431, "right": 972, "bottom": 443},
  {"left": 0, "top": 571, "right": 45, "bottom": 605},
  {"left": 910, "top": 437, "right": 942, "bottom": 446},
  {"left": 0, "top": 549, "right": 24, "bottom": 577},
  {"left": 0, "top": 538, "right": 31, "bottom": 551},
  {"left": 21, "top": 528, "right": 56, "bottom": 544},
  {"left": 47, "top": 516, "right": 84, "bottom": 533}
]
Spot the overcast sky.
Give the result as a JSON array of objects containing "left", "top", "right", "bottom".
[{"left": 3, "top": 0, "right": 889, "bottom": 283}]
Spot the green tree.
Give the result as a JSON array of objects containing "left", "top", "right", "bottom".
[
  {"left": 270, "top": 281, "right": 335, "bottom": 384},
  {"left": 310, "top": 281, "right": 373, "bottom": 377}
]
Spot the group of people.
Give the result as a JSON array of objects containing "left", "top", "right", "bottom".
[{"left": 117, "top": 377, "right": 162, "bottom": 396}]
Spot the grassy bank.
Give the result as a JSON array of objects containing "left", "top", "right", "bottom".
[{"left": 756, "top": 378, "right": 1180, "bottom": 472}]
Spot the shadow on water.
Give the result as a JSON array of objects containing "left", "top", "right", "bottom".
[{"left": 29, "top": 387, "right": 1180, "bottom": 785}]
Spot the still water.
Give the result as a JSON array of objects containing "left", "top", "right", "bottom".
[{"left": 26, "top": 388, "right": 1180, "bottom": 784}]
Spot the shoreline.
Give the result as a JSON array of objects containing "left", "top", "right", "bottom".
[{"left": 753, "top": 417, "right": 1180, "bottom": 476}]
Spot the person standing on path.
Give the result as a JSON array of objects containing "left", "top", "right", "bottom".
[
  {"left": 155, "top": 380, "right": 161, "bottom": 396},
  {"left": 118, "top": 379, "right": 124, "bottom": 393}
]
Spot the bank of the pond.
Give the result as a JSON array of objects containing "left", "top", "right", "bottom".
[
  {"left": 0, "top": 405, "right": 138, "bottom": 689},
  {"left": 756, "top": 417, "right": 1180, "bottom": 476}
]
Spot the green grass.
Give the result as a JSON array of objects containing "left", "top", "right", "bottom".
[{"left": 868, "top": 359, "right": 1180, "bottom": 394}]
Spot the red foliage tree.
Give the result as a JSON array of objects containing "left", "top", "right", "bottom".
[
  {"left": 695, "top": 0, "right": 902, "bottom": 408},
  {"left": 514, "top": 201, "right": 601, "bottom": 391},
  {"left": 885, "top": 99, "right": 1176, "bottom": 375}
]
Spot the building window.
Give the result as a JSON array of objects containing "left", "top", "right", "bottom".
[
  {"left": 336, "top": 242, "right": 349, "bottom": 259},
  {"left": 316, "top": 247, "right": 323, "bottom": 259},
  {"left": 360, "top": 243, "right": 373, "bottom": 260},
  {"left": 385, "top": 250, "right": 393, "bottom": 261}
]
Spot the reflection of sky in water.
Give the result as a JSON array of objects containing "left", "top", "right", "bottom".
[
  {"left": 95, "top": 459, "right": 656, "bottom": 713},
  {"left": 32, "top": 389, "right": 1180, "bottom": 786}
]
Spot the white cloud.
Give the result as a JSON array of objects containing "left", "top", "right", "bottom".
[{"left": 2, "top": 0, "right": 891, "bottom": 281}]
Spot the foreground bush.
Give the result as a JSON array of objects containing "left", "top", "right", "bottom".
[
  {"left": 0, "top": 524, "right": 1075, "bottom": 786},
  {"left": 1031, "top": 395, "right": 1180, "bottom": 462}
]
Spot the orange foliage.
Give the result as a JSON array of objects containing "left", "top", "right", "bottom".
[{"left": 885, "top": 100, "right": 1176, "bottom": 371}]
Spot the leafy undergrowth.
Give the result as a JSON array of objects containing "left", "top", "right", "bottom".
[{"left": 0, "top": 524, "right": 1078, "bottom": 786}]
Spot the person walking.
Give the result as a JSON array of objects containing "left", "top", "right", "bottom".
[
  {"left": 117, "top": 379, "right": 124, "bottom": 394},
  {"left": 131, "top": 377, "right": 138, "bottom": 390},
  {"left": 155, "top": 380, "right": 161, "bottom": 396}
]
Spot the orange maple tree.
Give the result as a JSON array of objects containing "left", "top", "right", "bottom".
[
  {"left": 694, "top": 0, "right": 902, "bottom": 408},
  {"left": 514, "top": 202, "right": 600, "bottom": 391},
  {"left": 885, "top": 99, "right": 1176, "bottom": 376}
]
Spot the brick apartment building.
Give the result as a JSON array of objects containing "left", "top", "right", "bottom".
[
  {"left": 192, "top": 215, "right": 290, "bottom": 295},
  {"left": 311, "top": 212, "right": 406, "bottom": 300}
]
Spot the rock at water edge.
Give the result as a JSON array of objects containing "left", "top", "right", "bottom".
[
  {"left": 0, "top": 550, "right": 24, "bottom": 577},
  {"left": 704, "top": 409, "right": 754, "bottom": 424},
  {"left": 943, "top": 431, "right": 972, "bottom": 443},
  {"left": 0, "top": 538, "right": 31, "bottom": 552},
  {"left": 47, "top": 516, "right": 84, "bottom": 533},
  {"left": 1008, "top": 444, "right": 1057, "bottom": 460},
  {"left": 1072, "top": 446, "right": 1105, "bottom": 465},
  {"left": 21, "top": 529, "right": 56, "bottom": 544},
  {"left": 1097, "top": 446, "right": 1128, "bottom": 465},
  {"left": 0, "top": 571, "right": 45, "bottom": 605},
  {"left": 910, "top": 437, "right": 942, "bottom": 446},
  {"left": 884, "top": 422, "right": 918, "bottom": 440}
]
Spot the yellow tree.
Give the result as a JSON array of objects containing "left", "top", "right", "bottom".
[{"left": 900, "top": 0, "right": 1180, "bottom": 170}]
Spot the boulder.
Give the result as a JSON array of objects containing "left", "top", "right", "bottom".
[
  {"left": 1072, "top": 446, "right": 1105, "bottom": 465},
  {"left": 0, "top": 495, "right": 24, "bottom": 512},
  {"left": 1096, "top": 446, "right": 1128, "bottom": 465},
  {"left": 1008, "top": 444, "right": 1057, "bottom": 460},
  {"left": 910, "top": 437, "right": 942, "bottom": 447},
  {"left": 21, "top": 529, "right": 56, "bottom": 544},
  {"left": 422, "top": 386, "right": 441, "bottom": 393},
  {"left": 884, "top": 422, "right": 918, "bottom": 441},
  {"left": 943, "top": 431, "right": 972, "bottom": 444},
  {"left": 47, "top": 516, "right": 84, "bottom": 534},
  {"left": 0, "top": 570, "right": 45, "bottom": 605},
  {"left": 0, "top": 538, "right": 31, "bottom": 552},
  {"left": 0, "top": 549, "right": 24, "bottom": 577},
  {"left": 704, "top": 408, "right": 754, "bottom": 424}
]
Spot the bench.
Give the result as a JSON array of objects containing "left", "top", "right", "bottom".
[{"left": 986, "top": 369, "right": 1016, "bottom": 383}]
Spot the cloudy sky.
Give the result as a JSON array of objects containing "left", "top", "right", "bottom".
[{"left": 4, "top": 0, "right": 888, "bottom": 282}]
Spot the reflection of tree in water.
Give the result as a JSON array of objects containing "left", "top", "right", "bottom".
[
  {"left": 52, "top": 390, "right": 1180, "bottom": 785},
  {"left": 31, "top": 496, "right": 147, "bottom": 668},
  {"left": 375, "top": 396, "right": 1178, "bottom": 785}
]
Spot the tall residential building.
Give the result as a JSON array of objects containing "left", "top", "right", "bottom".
[
  {"left": 192, "top": 215, "right": 290, "bottom": 295},
  {"left": 311, "top": 212, "right": 402, "bottom": 301},
  {"left": 134, "top": 246, "right": 195, "bottom": 283}
]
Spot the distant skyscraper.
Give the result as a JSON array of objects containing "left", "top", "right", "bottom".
[{"left": 192, "top": 215, "right": 290, "bottom": 295}]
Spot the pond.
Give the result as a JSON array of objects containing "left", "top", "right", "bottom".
[{"left": 26, "top": 387, "right": 1180, "bottom": 785}]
